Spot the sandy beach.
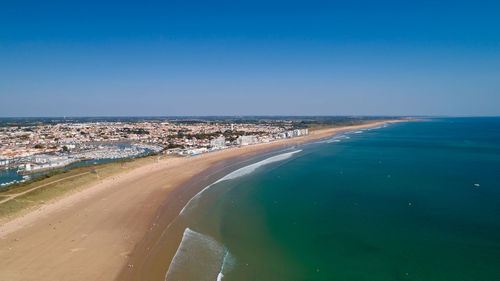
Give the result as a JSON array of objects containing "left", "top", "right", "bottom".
[{"left": 0, "top": 120, "right": 402, "bottom": 281}]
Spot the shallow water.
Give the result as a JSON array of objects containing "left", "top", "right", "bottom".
[{"left": 164, "top": 118, "right": 500, "bottom": 281}]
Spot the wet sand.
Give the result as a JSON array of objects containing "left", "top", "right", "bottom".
[{"left": 0, "top": 121, "right": 403, "bottom": 281}]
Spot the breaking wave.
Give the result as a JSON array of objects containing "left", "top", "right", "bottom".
[
  {"left": 316, "top": 134, "right": 351, "bottom": 144},
  {"left": 165, "top": 150, "right": 302, "bottom": 280},
  {"left": 165, "top": 228, "right": 235, "bottom": 281},
  {"left": 179, "top": 150, "right": 302, "bottom": 216},
  {"left": 214, "top": 149, "right": 302, "bottom": 184}
]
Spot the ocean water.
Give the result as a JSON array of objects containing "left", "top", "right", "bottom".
[{"left": 164, "top": 118, "right": 500, "bottom": 281}]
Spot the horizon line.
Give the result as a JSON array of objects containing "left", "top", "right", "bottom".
[{"left": 0, "top": 115, "right": 499, "bottom": 119}]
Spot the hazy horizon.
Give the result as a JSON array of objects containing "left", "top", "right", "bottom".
[
  {"left": 1, "top": 0, "right": 499, "bottom": 116},
  {"left": 1, "top": 115, "right": 499, "bottom": 119}
]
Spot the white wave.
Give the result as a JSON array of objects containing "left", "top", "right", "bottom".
[
  {"left": 316, "top": 135, "right": 342, "bottom": 144},
  {"left": 178, "top": 150, "right": 302, "bottom": 216},
  {"left": 214, "top": 150, "right": 302, "bottom": 184},
  {"left": 321, "top": 133, "right": 355, "bottom": 144},
  {"left": 165, "top": 228, "right": 235, "bottom": 281},
  {"left": 165, "top": 151, "right": 302, "bottom": 279},
  {"left": 217, "top": 248, "right": 236, "bottom": 281}
]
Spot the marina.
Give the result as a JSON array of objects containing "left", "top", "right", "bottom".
[{"left": 0, "top": 143, "right": 162, "bottom": 188}]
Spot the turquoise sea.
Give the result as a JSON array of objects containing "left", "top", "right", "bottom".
[{"left": 162, "top": 118, "right": 500, "bottom": 281}]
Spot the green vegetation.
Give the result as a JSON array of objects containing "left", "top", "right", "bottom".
[
  {"left": 296, "top": 117, "right": 396, "bottom": 131},
  {"left": 121, "top": 127, "right": 150, "bottom": 135},
  {"left": 0, "top": 155, "right": 162, "bottom": 222},
  {"left": 0, "top": 116, "right": 402, "bottom": 132},
  {"left": 164, "top": 143, "right": 184, "bottom": 150}
]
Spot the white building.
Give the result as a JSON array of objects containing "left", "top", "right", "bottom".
[
  {"left": 186, "top": 147, "right": 208, "bottom": 155},
  {"left": 236, "top": 135, "right": 258, "bottom": 145},
  {"left": 210, "top": 136, "right": 226, "bottom": 148}
]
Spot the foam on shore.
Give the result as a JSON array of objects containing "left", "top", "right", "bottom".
[{"left": 165, "top": 228, "right": 235, "bottom": 281}]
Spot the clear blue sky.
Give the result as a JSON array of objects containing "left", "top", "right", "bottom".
[{"left": 1, "top": 0, "right": 499, "bottom": 116}]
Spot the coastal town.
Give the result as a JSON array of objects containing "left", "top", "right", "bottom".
[{"left": 0, "top": 119, "right": 308, "bottom": 186}]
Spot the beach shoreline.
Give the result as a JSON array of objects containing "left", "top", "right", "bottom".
[
  {"left": 0, "top": 120, "right": 406, "bottom": 281},
  {"left": 115, "top": 119, "right": 409, "bottom": 281}
]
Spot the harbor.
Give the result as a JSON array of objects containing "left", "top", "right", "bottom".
[{"left": 0, "top": 143, "right": 162, "bottom": 188}]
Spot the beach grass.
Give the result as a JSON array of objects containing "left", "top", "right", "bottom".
[{"left": 0, "top": 155, "right": 162, "bottom": 222}]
